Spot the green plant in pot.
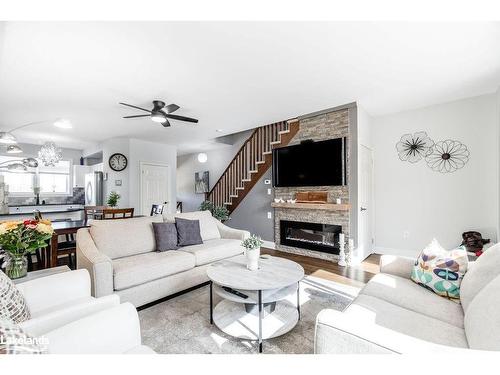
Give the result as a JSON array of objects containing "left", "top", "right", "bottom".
[
  {"left": 0, "top": 219, "right": 54, "bottom": 279},
  {"left": 199, "top": 201, "right": 229, "bottom": 222},
  {"left": 241, "top": 234, "right": 264, "bottom": 271},
  {"left": 107, "top": 191, "right": 121, "bottom": 208}
]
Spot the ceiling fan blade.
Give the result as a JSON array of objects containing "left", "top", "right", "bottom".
[
  {"left": 164, "top": 114, "right": 198, "bottom": 123},
  {"left": 119, "top": 102, "right": 152, "bottom": 113},
  {"left": 161, "top": 119, "right": 171, "bottom": 127},
  {"left": 165, "top": 104, "right": 180, "bottom": 113},
  {"left": 123, "top": 115, "right": 150, "bottom": 119}
]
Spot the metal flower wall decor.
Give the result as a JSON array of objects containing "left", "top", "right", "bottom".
[
  {"left": 396, "top": 132, "right": 434, "bottom": 163},
  {"left": 396, "top": 133, "right": 469, "bottom": 173},
  {"left": 425, "top": 140, "right": 470, "bottom": 173}
]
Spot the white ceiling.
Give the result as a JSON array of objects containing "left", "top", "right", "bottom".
[{"left": 0, "top": 22, "right": 499, "bottom": 153}]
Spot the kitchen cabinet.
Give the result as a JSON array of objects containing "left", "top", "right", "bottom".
[{"left": 73, "top": 165, "right": 92, "bottom": 188}]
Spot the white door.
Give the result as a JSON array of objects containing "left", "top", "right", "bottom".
[
  {"left": 358, "top": 145, "right": 374, "bottom": 261},
  {"left": 140, "top": 163, "right": 170, "bottom": 216}
]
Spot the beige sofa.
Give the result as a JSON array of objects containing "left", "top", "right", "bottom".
[
  {"left": 315, "top": 244, "right": 500, "bottom": 353},
  {"left": 76, "top": 211, "right": 249, "bottom": 307}
]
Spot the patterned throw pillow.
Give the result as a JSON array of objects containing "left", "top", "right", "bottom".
[
  {"left": 0, "top": 271, "right": 31, "bottom": 323},
  {"left": 411, "top": 239, "right": 468, "bottom": 300},
  {"left": 0, "top": 318, "right": 47, "bottom": 354}
]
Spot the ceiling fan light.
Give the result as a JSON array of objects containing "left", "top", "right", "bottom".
[
  {"left": 7, "top": 163, "right": 27, "bottom": 172},
  {"left": 22, "top": 157, "right": 39, "bottom": 168},
  {"left": 151, "top": 112, "right": 165, "bottom": 123},
  {"left": 6, "top": 145, "right": 23, "bottom": 154},
  {"left": 0, "top": 132, "right": 17, "bottom": 144}
]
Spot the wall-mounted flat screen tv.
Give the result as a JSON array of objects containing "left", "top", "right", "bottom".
[{"left": 272, "top": 138, "right": 346, "bottom": 187}]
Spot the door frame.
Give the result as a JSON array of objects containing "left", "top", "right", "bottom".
[
  {"left": 139, "top": 161, "right": 171, "bottom": 216},
  {"left": 357, "top": 144, "right": 374, "bottom": 261}
]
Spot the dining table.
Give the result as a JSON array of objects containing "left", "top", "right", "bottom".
[{"left": 49, "top": 220, "right": 91, "bottom": 268}]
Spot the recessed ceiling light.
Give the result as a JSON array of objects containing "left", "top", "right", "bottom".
[
  {"left": 54, "top": 119, "right": 72, "bottom": 129},
  {"left": 197, "top": 153, "right": 208, "bottom": 163},
  {"left": 216, "top": 129, "right": 223, "bottom": 132}
]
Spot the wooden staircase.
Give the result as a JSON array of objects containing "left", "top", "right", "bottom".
[{"left": 206, "top": 119, "right": 300, "bottom": 214}]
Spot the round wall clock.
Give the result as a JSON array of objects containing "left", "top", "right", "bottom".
[{"left": 109, "top": 153, "right": 128, "bottom": 172}]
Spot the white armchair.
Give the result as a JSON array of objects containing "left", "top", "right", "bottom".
[
  {"left": 15, "top": 269, "right": 119, "bottom": 337},
  {"left": 44, "top": 303, "right": 155, "bottom": 354}
]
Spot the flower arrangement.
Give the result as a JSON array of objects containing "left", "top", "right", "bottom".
[
  {"left": 107, "top": 191, "right": 121, "bottom": 207},
  {"left": 0, "top": 219, "right": 54, "bottom": 279}
]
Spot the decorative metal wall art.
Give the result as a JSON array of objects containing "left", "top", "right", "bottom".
[
  {"left": 425, "top": 140, "right": 470, "bottom": 173},
  {"left": 396, "top": 133, "right": 470, "bottom": 173},
  {"left": 396, "top": 132, "right": 434, "bottom": 163}
]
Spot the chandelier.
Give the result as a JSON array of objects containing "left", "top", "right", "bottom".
[{"left": 38, "top": 142, "right": 62, "bottom": 167}]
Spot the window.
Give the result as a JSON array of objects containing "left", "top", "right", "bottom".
[
  {"left": 38, "top": 160, "right": 71, "bottom": 194},
  {"left": 0, "top": 156, "right": 72, "bottom": 196}
]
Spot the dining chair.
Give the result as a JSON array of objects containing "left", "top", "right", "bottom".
[
  {"left": 150, "top": 204, "right": 164, "bottom": 216},
  {"left": 84, "top": 205, "right": 106, "bottom": 220},
  {"left": 102, "top": 208, "right": 134, "bottom": 219},
  {"left": 32, "top": 211, "right": 75, "bottom": 270}
]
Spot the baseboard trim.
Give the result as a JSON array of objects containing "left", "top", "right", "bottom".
[{"left": 262, "top": 240, "right": 275, "bottom": 249}]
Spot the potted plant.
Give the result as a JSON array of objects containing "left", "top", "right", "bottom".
[
  {"left": 199, "top": 201, "right": 230, "bottom": 222},
  {"left": 0, "top": 219, "right": 54, "bottom": 279},
  {"left": 241, "top": 234, "right": 264, "bottom": 271},
  {"left": 107, "top": 191, "right": 121, "bottom": 208}
]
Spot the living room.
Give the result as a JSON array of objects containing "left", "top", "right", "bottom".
[{"left": 2, "top": 1, "right": 500, "bottom": 372}]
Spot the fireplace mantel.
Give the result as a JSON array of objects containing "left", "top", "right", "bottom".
[{"left": 271, "top": 202, "right": 350, "bottom": 211}]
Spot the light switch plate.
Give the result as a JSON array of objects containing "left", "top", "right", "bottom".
[
  {"left": 267, "top": 211, "right": 272, "bottom": 219},
  {"left": 267, "top": 188, "right": 272, "bottom": 195},
  {"left": 115, "top": 180, "right": 122, "bottom": 186}
]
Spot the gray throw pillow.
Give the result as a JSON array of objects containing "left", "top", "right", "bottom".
[
  {"left": 152, "top": 222, "right": 179, "bottom": 251},
  {"left": 176, "top": 218, "right": 203, "bottom": 246}
]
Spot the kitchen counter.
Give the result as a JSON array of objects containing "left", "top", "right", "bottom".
[
  {"left": 0, "top": 204, "right": 84, "bottom": 221},
  {"left": 0, "top": 208, "right": 83, "bottom": 216}
]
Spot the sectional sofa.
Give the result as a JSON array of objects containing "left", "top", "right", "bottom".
[
  {"left": 315, "top": 245, "right": 500, "bottom": 353},
  {"left": 76, "top": 211, "right": 250, "bottom": 307}
]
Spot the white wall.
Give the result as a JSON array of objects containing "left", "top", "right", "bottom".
[
  {"left": 176, "top": 131, "right": 251, "bottom": 212},
  {"left": 128, "top": 138, "right": 177, "bottom": 214},
  {"left": 101, "top": 138, "right": 130, "bottom": 207},
  {"left": 373, "top": 94, "right": 498, "bottom": 257}
]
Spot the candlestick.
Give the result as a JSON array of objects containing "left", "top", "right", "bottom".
[{"left": 338, "top": 232, "right": 347, "bottom": 267}]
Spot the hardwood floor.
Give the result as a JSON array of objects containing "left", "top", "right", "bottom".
[{"left": 261, "top": 248, "right": 381, "bottom": 288}]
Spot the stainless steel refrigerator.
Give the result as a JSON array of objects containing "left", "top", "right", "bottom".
[{"left": 85, "top": 171, "right": 104, "bottom": 206}]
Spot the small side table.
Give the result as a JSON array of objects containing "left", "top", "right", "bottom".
[{"left": 12, "top": 265, "right": 70, "bottom": 285}]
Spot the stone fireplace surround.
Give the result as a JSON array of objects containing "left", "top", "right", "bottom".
[{"left": 273, "top": 106, "right": 352, "bottom": 262}]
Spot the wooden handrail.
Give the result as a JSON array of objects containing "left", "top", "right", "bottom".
[{"left": 206, "top": 119, "right": 298, "bottom": 211}]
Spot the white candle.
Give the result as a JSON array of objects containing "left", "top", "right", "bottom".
[
  {"left": 339, "top": 233, "right": 345, "bottom": 244},
  {"left": 348, "top": 239, "right": 354, "bottom": 248}
]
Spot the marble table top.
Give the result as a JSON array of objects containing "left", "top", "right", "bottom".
[{"left": 207, "top": 255, "right": 304, "bottom": 291}]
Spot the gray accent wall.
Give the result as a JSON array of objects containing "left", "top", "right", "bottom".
[{"left": 227, "top": 169, "right": 274, "bottom": 241}]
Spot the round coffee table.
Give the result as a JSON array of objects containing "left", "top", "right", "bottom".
[{"left": 207, "top": 254, "right": 304, "bottom": 353}]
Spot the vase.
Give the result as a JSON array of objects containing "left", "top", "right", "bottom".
[
  {"left": 245, "top": 247, "right": 260, "bottom": 271},
  {"left": 5, "top": 254, "right": 28, "bottom": 279}
]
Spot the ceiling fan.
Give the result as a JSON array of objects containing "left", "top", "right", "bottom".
[{"left": 119, "top": 100, "right": 198, "bottom": 127}]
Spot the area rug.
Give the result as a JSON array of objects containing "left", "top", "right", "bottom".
[{"left": 138, "top": 275, "right": 360, "bottom": 354}]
